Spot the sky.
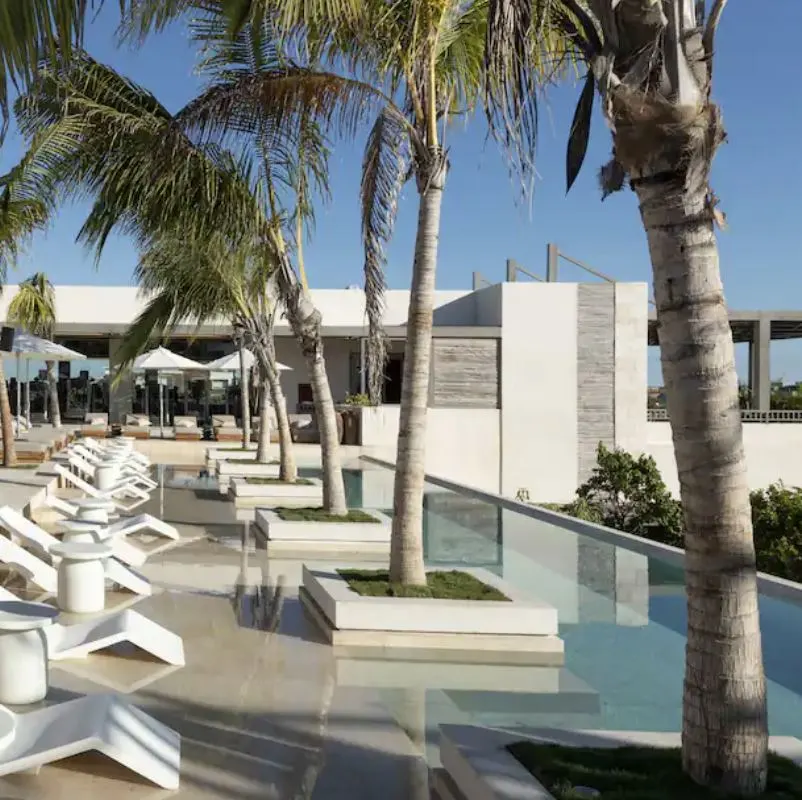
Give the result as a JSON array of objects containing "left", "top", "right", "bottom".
[{"left": 1, "top": 2, "right": 801, "bottom": 385}]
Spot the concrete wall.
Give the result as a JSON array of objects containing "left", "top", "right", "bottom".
[
  {"left": 360, "top": 281, "right": 650, "bottom": 503},
  {"left": 499, "top": 282, "right": 578, "bottom": 502},
  {"left": 647, "top": 421, "right": 802, "bottom": 495},
  {"left": 360, "top": 406, "right": 501, "bottom": 493}
]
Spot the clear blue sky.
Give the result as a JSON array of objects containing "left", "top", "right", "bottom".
[{"left": 1, "top": 2, "right": 800, "bottom": 384}]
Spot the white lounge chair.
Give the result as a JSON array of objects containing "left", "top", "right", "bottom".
[
  {"left": 67, "top": 452, "right": 156, "bottom": 493},
  {"left": 0, "top": 586, "right": 184, "bottom": 665},
  {"left": 55, "top": 465, "right": 150, "bottom": 512},
  {"left": 82, "top": 437, "right": 151, "bottom": 467},
  {"left": 44, "top": 495, "right": 178, "bottom": 544},
  {"left": 0, "top": 694, "right": 180, "bottom": 789},
  {"left": 0, "top": 532, "right": 151, "bottom": 596},
  {"left": 0, "top": 506, "right": 149, "bottom": 569},
  {"left": 67, "top": 443, "right": 155, "bottom": 482}
]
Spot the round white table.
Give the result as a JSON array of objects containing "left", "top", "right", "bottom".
[
  {"left": 49, "top": 542, "right": 113, "bottom": 614},
  {"left": 56, "top": 520, "right": 111, "bottom": 545},
  {"left": 0, "top": 600, "right": 59, "bottom": 704},
  {"left": 94, "top": 463, "right": 121, "bottom": 491},
  {"left": 70, "top": 498, "right": 116, "bottom": 524}
]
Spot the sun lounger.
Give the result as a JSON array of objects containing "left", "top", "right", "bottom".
[
  {"left": 0, "top": 694, "right": 180, "bottom": 788},
  {"left": 0, "top": 523, "right": 151, "bottom": 595},
  {"left": 0, "top": 506, "right": 149, "bottom": 569},
  {"left": 54, "top": 464, "right": 150, "bottom": 512},
  {"left": 212, "top": 414, "right": 243, "bottom": 442},
  {"left": 79, "top": 412, "right": 109, "bottom": 438},
  {"left": 66, "top": 452, "right": 156, "bottom": 494},
  {"left": 120, "top": 413, "right": 152, "bottom": 440},
  {"left": 0, "top": 585, "right": 184, "bottom": 665},
  {"left": 173, "top": 415, "right": 203, "bottom": 441},
  {"left": 81, "top": 437, "right": 150, "bottom": 467}
]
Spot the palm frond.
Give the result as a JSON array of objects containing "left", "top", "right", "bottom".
[
  {"left": 6, "top": 271, "right": 56, "bottom": 337},
  {"left": 113, "top": 291, "right": 179, "bottom": 372},
  {"left": 360, "top": 107, "right": 411, "bottom": 404}
]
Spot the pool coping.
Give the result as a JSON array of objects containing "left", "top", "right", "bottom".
[{"left": 360, "top": 456, "right": 802, "bottom": 607}]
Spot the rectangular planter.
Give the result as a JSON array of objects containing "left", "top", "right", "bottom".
[
  {"left": 255, "top": 509, "right": 391, "bottom": 543},
  {"left": 437, "top": 726, "right": 802, "bottom": 800},
  {"left": 229, "top": 476, "right": 324, "bottom": 507},
  {"left": 300, "top": 565, "right": 563, "bottom": 665},
  {"left": 205, "top": 446, "right": 256, "bottom": 469},
  {"left": 215, "top": 460, "right": 280, "bottom": 493}
]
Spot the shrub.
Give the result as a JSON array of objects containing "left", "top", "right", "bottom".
[
  {"left": 569, "top": 443, "right": 684, "bottom": 545},
  {"left": 343, "top": 393, "right": 372, "bottom": 406},
  {"left": 750, "top": 482, "right": 802, "bottom": 581}
]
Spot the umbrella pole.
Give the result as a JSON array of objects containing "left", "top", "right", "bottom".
[
  {"left": 15, "top": 353, "right": 20, "bottom": 438},
  {"left": 159, "top": 377, "right": 164, "bottom": 438},
  {"left": 25, "top": 360, "right": 30, "bottom": 427}
]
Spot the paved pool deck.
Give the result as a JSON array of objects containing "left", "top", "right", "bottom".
[{"left": 2, "top": 476, "right": 434, "bottom": 799}]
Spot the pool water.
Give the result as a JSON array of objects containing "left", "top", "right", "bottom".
[{"left": 164, "top": 465, "right": 802, "bottom": 743}]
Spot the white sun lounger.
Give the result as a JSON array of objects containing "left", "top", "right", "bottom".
[
  {"left": 0, "top": 586, "right": 184, "bottom": 665},
  {"left": 68, "top": 443, "right": 156, "bottom": 483},
  {"left": 0, "top": 506, "right": 148, "bottom": 569},
  {"left": 67, "top": 452, "right": 156, "bottom": 493},
  {"left": 0, "top": 532, "right": 151, "bottom": 596},
  {"left": 45, "top": 494, "right": 120, "bottom": 521},
  {"left": 0, "top": 694, "right": 180, "bottom": 789},
  {"left": 55, "top": 465, "right": 150, "bottom": 512},
  {"left": 81, "top": 437, "right": 151, "bottom": 466},
  {"left": 43, "top": 496, "right": 179, "bottom": 544}
]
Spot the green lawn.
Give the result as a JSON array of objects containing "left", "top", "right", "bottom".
[
  {"left": 507, "top": 742, "right": 802, "bottom": 799},
  {"left": 338, "top": 568, "right": 509, "bottom": 600},
  {"left": 274, "top": 507, "right": 377, "bottom": 523},
  {"left": 245, "top": 476, "right": 314, "bottom": 485}
]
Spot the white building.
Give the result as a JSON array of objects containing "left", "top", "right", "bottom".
[{"left": 0, "top": 281, "right": 650, "bottom": 501}]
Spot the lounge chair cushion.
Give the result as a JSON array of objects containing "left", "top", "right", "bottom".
[
  {"left": 125, "top": 414, "right": 151, "bottom": 427},
  {"left": 174, "top": 417, "right": 197, "bottom": 428}
]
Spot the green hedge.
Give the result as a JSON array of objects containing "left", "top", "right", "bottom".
[{"left": 533, "top": 443, "right": 802, "bottom": 582}]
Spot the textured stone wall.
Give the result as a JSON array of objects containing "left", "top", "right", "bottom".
[{"left": 431, "top": 338, "right": 499, "bottom": 408}]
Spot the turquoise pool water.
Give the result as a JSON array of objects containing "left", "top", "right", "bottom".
[{"left": 336, "top": 467, "right": 802, "bottom": 738}]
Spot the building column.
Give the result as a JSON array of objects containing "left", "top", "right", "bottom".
[
  {"left": 748, "top": 317, "right": 771, "bottom": 412},
  {"left": 108, "top": 337, "right": 133, "bottom": 424}
]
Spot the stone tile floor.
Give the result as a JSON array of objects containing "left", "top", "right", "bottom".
[{"left": 2, "top": 483, "right": 434, "bottom": 799}]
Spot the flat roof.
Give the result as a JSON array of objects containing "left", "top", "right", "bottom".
[{"left": 648, "top": 311, "right": 802, "bottom": 345}]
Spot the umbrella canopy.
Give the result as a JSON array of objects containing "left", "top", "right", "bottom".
[
  {"left": 132, "top": 346, "right": 206, "bottom": 373},
  {"left": 205, "top": 350, "right": 291, "bottom": 372},
  {"left": 6, "top": 332, "right": 86, "bottom": 361}
]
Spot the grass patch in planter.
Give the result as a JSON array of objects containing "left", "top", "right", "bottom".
[
  {"left": 245, "top": 476, "right": 314, "bottom": 485},
  {"left": 506, "top": 741, "right": 802, "bottom": 799},
  {"left": 274, "top": 507, "right": 377, "bottom": 523},
  {"left": 338, "top": 568, "right": 509, "bottom": 601}
]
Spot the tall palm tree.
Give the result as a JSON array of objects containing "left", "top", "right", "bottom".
[
  {"left": 0, "top": 193, "right": 49, "bottom": 465},
  {"left": 485, "top": 0, "right": 765, "bottom": 793},
  {"left": 116, "top": 233, "right": 298, "bottom": 478},
  {"left": 173, "top": 0, "right": 565, "bottom": 585},
  {"left": 184, "top": 4, "right": 349, "bottom": 513},
  {"left": 11, "top": 55, "right": 313, "bottom": 478},
  {"left": 7, "top": 272, "right": 60, "bottom": 429}
]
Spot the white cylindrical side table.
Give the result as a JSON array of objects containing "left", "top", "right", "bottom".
[
  {"left": 94, "top": 463, "right": 120, "bottom": 491},
  {"left": 49, "top": 542, "right": 113, "bottom": 614},
  {"left": 71, "top": 497, "right": 116, "bottom": 524},
  {"left": 56, "top": 520, "right": 111, "bottom": 545},
  {"left": 0, "top": 600, "right": 59, "bottom": 705}
]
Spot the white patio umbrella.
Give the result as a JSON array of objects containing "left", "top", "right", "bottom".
[
  {"left": 205, "top": 350, "right": 291, "bottom": 372},
  {"left": 4, "top": 332, "right": 86, "bottom": 436},
  {"left": 204, "top": 350, "right": 291, "bottom": 419},
  {"left": 132, "top": 347, "right": 207, "bottom": 436}
]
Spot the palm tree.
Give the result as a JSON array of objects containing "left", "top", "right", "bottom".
[
  {"left": 485, "top": 0, "right": 765, "bottom": 793},
  {"left": 11, "top": 55, "right": 314, "bottom": 479},
  {"left": 0, "top": 191, "right": 49, "bottom": 465},
  {"left": 7, "top": 272, "right": 60, "bottom": 429},
  {"left": 115, "top": 233, "right": 298, "bottom": 479},
  {"left": 171, "top": 0, "right": 566, "bottom": 585}
]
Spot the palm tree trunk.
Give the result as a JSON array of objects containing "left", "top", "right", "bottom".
[
  {"left": 238, "top": 340, "right": 251, "bottom": 449},
  {"left": 261, "top": 352, "right": 297, "bottom": 482},
  {"left": 388, "top": 152, "right": 447, "bottom": 586},
  {"left": 284, "top": 301, "right": 346, "bottom": 515},
  {"left": 46, "top": 361, "right": 61, "bottom": 429},
  {"left": 256, "top": 378, "right": 271, "bottom": 463},
  {"left": 634, "top": 176, "right": 767, "bottom": 794},
  {"left": 0, "top": 362, "right": 17, "bottom": 467}
]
